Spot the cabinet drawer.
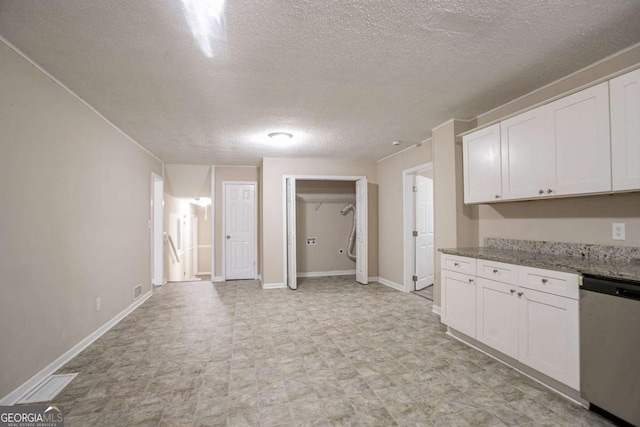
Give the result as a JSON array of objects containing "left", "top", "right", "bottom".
[
  {"left": 477, "top": 259, "right": 518, "bottom": 285},
  {"left": 441, "top": 255, "right": 476, "bottom": 275},
  {"left": 518, "top": 266, "right": 579, "bottom": 300}
]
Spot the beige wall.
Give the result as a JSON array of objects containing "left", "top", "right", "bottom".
[
  {"left": 471, "top": 46, "right": 640, "bottom": 252},
  {"left": 296, "top": 201, "right": 357, "bottom": 274},
  {"left": 433, "top": 120, "right": 475, "bottom": 306},
  {"left": 214, "top": 166, "right": 260, "bottom": 278},
  {"left": 261, "top": 158, "right": 378, "bottom": 285},
  {"left": 376, "top": 143, "right": 433, "bottom": 285},
  {"left": 0, "top": 41, "right": 162, "bottom": 399},
  {"left": 195, "top": 205, "right": 211, "bottom": 274},
  {"left": 164, "top": 164, "right": 211, "bottom": 197}
]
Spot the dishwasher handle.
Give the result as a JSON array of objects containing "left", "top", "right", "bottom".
[{"left": 616, "top": 287, "right": 640, "bottom": 301}]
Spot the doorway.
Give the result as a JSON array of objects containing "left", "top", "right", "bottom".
[
  {"left": 151, "top": 173, "right": 164, "bottom": 286},
  {"left": 403, "top": 164, "right": 434, "bottom": 298},
  {"left": 284, "top": 175, "right": 368, "bottom": 290},
  {"left": 222, "top": 181, "right": 258, "bottom": 280}
]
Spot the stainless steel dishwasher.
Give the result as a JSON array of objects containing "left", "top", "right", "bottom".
[{"left": 580, "top": 275, "right": 640, "bottom": 426}]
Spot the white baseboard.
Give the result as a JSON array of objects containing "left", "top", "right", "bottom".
[
  {"left": 297, "top": 270, "right": 355, "bottom": 278},
  {"left": 262, "top": 282, "right": 286, "bottom": 290},
  {"left": 213, "top": 276, "right": 225, "bottom": 282},
  {"left": 0, "top": 291, "right": 152, "bottom": 405},
  {"left": 432, "top": 305, "right": 441, "bottom": 315},
  {"left": 377, "top": 277, "right": 404, "bottom": 292},
  {"left": 368, "top": 276, "right": 379, "bottom": 283}
]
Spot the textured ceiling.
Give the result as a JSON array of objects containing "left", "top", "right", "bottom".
[{"left": 2, "top": 0, "right": 640, "bottom": 165}]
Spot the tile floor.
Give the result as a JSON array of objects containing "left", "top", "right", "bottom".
[{"left": 43, "top": 276, "right": 613, "bottom": 426}]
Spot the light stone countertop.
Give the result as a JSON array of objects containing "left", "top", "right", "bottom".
[{"left": 439, "top": 247, "right": 640, "bottom": 282}]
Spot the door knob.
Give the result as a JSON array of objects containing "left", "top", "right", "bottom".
[
  {"left": 493, "top": 269, "right": 498, "bottom": 273},
  {"left": 226, "top": 235, "right": 230, "bottom": 240},
  {"left": 538, "top": 189, "right": 544, "bottom": 195},
  {"left": 468, "top": 278, "right": 474, "bottom": 283},
  {"left": 546, "top": 189, "right": 553, "bottom": 194},
  {"left": 541, "top": 278, "right": 548, "bottom": 283},
  {"left": 517, "top": 291, "right": 524, "bottom": 297},
  {"left": 510, "top": 289, "right": 516, "bottom": 294},
  {"left": 495, "top": 195, "right": 500, "bottom": 199}
]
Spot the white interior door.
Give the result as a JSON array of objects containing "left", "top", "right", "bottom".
[
  {"left": 355, "top": 178, "right": 368, "bottom": 284},
  {"left": 414, "top": 175, "right": 434, "bottom": 290},
  {"left": 286, "top": 178, "right": 297, "bottom": 289},
  {"left": 224, "top": 183, "right": 256, "bottom": 280}
]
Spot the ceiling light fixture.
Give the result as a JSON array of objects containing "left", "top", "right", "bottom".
[
  {"left": 392, "top": 140, "right": 401, "bottom": 146},
  {"left": 268, "top": 132, "right": 294, "bottom": 144}
]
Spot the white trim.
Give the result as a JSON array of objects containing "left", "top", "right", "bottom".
[
  {"left": 402, "top": 163, "right": 434, "bottom": 293},
  {"left": 432, "top": 305, "right": 441, "bottom": 315},
  {"left": 431, "top": 118, "right": 474, "bottom": 132},
  {"left": 296, "top": 193, "right": 355, "bottom": 203},
  {"left": 0, "top": 37, "right": 163, "bottom": 164},
  {"left": 377, "top": 277, "right": 405, "bottom": 292},
  {"left": 222, "top": 181, "right": 258, "bottom": 281},
  {"left": 150, "top": 172, "right": 164, "bottom": 286},
  {"left": 212, "top": 165, "right": 260, "bottom": 168},
  {"left": 368, "top": 276, "right": 379, "bottom": 283},
  {"left": 211, "top": 166, "right": 216, "bottom": 285},
  {"left": 197, "top": 244, "right": 212, "bottom": 248},
  {"left": 213, "top": 276, "right": 225, "bottom": 282},
  {"left": 262, "top": 282, "right": 286, "bottom": 290},
  {"left": 297, "top": 270, "right": 356, "bottom": 278},
  {"left": 0, "top": 291, "right": 152, "bottom": 405},
  {"left": 196, "top": 271, "right": 211, "bottom": 275}
]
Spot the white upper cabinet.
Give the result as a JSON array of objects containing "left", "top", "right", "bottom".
[
  {"left": 500, "top": 105, "right": 552, "bottom": 200},
  {"left": 463, "top": 123, "right": 502, "bottom": 203},
  {"left": 546, "top": 82, "right": 611, "bottom": 196},
  {"left": 610, "top": 69, "right": 640, "bottom": 192}
]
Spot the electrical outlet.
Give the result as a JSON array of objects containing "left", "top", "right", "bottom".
[
  {"left": 96, "top": 298, "right": 101, "bottom": 311},
  {"left": 612, "top": 223, "right": 626, "bottom": 241}
]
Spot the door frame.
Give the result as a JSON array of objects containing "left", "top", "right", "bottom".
[
  {"left": 222, "top": 181, "right": 259, "bottom": 281},
  {"left": 150, "top": 172, "right": 164, "bottom": 287},
  {"left": 403, "top": 163, "right": 433, "bottom": 293},
  {"left": 281, "top": 175, "right": 368, "bottom": 289}
]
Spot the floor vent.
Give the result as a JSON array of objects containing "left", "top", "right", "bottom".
[
  {"left": 17, "top": 373, "right": 78, "bottom": 404},
  {"left": 133, "top": 283, "right": 142, "bottom": 300}
]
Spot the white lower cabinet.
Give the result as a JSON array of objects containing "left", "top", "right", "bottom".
[
  {"left": 443, "top": 256, "right": 580, "bottom": 390},
  {"left": 441, "top": 269, "right": 476, "bottom": 339},
  {"left": 476, "top": 278, "right": 519, "bottom": 359},
  {"left": 518, "top": 287, "right": 579, "bottom": 390}
]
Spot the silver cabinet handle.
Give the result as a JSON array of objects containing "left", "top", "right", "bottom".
[
  {"left": 495, "top": 195, "right": 500, "bottom": 199},
  {"left": 547, "top": 189, "right": 553, "bottom": 194},
  {"left": 541, "top": 278, "right": 548, "bottom": 283},
  {"left": 538, "top": 189, "right": 544, "bottom": 194},
  {"left": 493, "top": 269, "right": 499, "bottom": 273},
  {"left": 454, "top": 263, "right": 459, "bottom": 267},
  {"left": 510, "top": 289, "right": 516, "bottom": 294},
  {"left": 517, "top": 291, "right": 524, "bottom": 297}
]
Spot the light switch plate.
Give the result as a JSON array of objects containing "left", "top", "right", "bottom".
[
  {"left": 612, "top": 223, "right": 625, "bottom": 241},
  {"left": 306, "top": 237, "right": 317, "bottom": 245}
]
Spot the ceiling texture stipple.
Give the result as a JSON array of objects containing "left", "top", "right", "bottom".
[{"left": 1, "top": 0, "right": 640, "bottom": 165}]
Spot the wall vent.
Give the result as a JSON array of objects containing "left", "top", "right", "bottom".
[
  {"left": 133, "top": 284, "right": 143, "bottom": 300},
  {"left": 17, "top": 373, "right": 78, "bottom": 404}
]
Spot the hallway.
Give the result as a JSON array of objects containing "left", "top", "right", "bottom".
[{"left": 48, "top": 278, "right": 611, "bottom": 426}]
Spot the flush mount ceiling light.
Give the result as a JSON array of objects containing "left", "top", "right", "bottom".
[
  {"left": 392, "top": 140, "right": 402, "bottom": 146},
  {"left": 268, "top": 132, "right": 294, "bottom": 143}
]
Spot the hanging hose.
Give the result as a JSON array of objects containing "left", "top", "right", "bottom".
[{"left": 340, "top": 204, "right": 357, "bottom": 261}]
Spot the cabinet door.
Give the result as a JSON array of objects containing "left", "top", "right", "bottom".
[
  {"left": 501, "top": 105, "right": 552, "bottom": 200},
  {"left": 547, "top": 82, "right": 611, "bottom": 196},
  {"left": 518, "top": 288, "right": 579, "bottom": 389},
  {"left": 476, "top": 278, "right": 518, "bottom": 359},
  {"left": 441, "top": 270, "right": 476, "bottom": 338},
  {"left": 611, "top": 69, "right": 640, "bottom": 191},
  {"left": 463, "top": 124, "right": 502, "bottom": 203}
]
